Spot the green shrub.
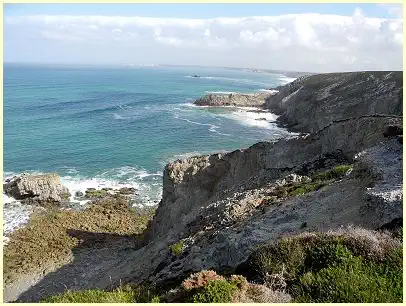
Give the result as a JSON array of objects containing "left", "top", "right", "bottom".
[
  {"left": 169, "top": 240, "right": 185, "bottom": 256},
  {"left": 42, "top": 288, "right": 136, "bottom": 303},
  {"left": 295, "top": 254, "right": 402, "bottom": 302},
  {"left": 304, "top": 241, "right": 353, "bottom": 271},
  {"left": 190, "top": 279, "right": 237, "bottom": 303},
  {"left": 250, "top": 237, "right": 308, "bottom": 280},
  {"left": 241, "top": 229, "right": 402, "bottom": 303},
  {"left": 312, "top": 165, "right": 352, "bottom": 182}
]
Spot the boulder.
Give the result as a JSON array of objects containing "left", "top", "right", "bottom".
[{"left": 3, "top": 173, "right": 70, "bottom": 206}]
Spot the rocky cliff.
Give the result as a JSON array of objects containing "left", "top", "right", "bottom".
[{"left": 264, "top": 71, "right": 402, "bottom": 132}]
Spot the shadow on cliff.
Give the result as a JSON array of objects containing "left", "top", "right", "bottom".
[{"left": 16, "top": 229, "right": 144, "bottom": 302}]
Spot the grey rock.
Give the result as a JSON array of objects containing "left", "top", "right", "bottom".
[
  {"left": 264, "top": 71, "right": 402, "bottom": 133},
  {"left": 3, "top": 173, "right": 70, "bottom": 206},
  {"left": 75, "top": 191, "right": 84, "bottom": 198},
  {"left": 194, "top": 92, "right": 272, "bottom": 107}
]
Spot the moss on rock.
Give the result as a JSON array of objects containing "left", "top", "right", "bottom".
[{"left": 4, "top": 197, "right": 155, "bottom": 284}]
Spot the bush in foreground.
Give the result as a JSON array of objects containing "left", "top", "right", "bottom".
[{"left": 238, "top": 226, "right": 402, "bottom": 303}]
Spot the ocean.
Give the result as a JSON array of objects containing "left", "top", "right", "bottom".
[{"left": 3, "top": 63, "right": 296, "bottom": 235}]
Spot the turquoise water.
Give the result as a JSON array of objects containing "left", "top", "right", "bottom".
[{"left": 4, "top": 64, "right": 295, "bottom": 204}]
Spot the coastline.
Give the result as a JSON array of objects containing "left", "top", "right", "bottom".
[{"left": 3, "top": 70, "right": 403, "bottom": 302}]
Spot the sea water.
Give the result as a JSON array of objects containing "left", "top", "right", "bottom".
[{"left": 3, "top": 63, "right": 296, "bottom": 234}]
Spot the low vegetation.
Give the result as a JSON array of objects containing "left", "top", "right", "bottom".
[
  {"left": 42, "top": 285, "right": 160, "bottom": 303},
  {"left": 42, "top": 288, "right": 136, "bottom": 303},
  {"left": 237, "top": 226, "right": 402, "bottom": 303},
  {"left": 311, "top": 164, "right": 352, "bottom": 181},
  {"left": 169, "top": 240, "right": 185, "bottom": 256},
  {"left": 42, "top": 227, "right": 401, "bottom": 303},
  {"left": 262, "top": 165, "right": 353, "bottom": 206}
]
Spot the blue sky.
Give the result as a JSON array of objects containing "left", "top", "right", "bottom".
[
  {"left": 4, "top": 3, "right": 402, "bottom": 19},
  {"left": 4, "top": 3, "right": 403, "bottom": 72}
]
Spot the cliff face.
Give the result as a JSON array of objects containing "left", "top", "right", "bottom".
[
  {"left": 144, "top": 71, "right": 403, "bottom": 284},
  {"left": 264, "top": 71, "right": 402, "bottom": 133},
  {"left": 148, "top": 115, "right": 401, "bottom": 242}
]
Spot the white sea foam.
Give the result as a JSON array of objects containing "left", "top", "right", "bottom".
[
  {"left": 3, "top": 193, "right": 17, "bottom": 204},
  {"left": 113, "top": 113, "right": 126, "bottom": 120},
  {"left": 204, "top": 91, "right": 237, "bottom": 95},
  {"left": 258, "top": 89, "right": 279, "bottom": 94},
  {"left": 2, "top": 166, "right": 163, "bottom": 238},
  {"left": 279, "top": 76, "right": 297, "bottom": 84},
  {"left": 172, "top": 151, "right": 203, "bottom": 161},
  {"left": 174, "top": 113, "right": 231, "bottom": 136},
  {"left": 61, "top": 166, "right": 163, "bottom": 206},
  {"left": 2, "top": 199, "right": 42, "bottom": 245},
  {"left": 218, "top": 109, "right": 279, "bottom": 129}
]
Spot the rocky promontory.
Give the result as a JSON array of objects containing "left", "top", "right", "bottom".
[
  {"left": 4, "top": 71, "right": 403, "bottom": 303},
  {"left": 194, "top": 92, "right": 272, "bottom": 107}
]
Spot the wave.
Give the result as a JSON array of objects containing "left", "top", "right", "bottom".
[
  {"left": 216, "top": 109, "right": 279, "bottom": 130},
  {"left": 204, "top": 91, "right": 237, "bottom": 95},
  {"left": 113, "top": 113, "right": 127, "bottom": 120},
  {"left": 61, "top": 166, "right": 163, "bottom": 206},
  {"left": 258, "top": 89, "right": 279, "bottom": 94},
  {"left": 173, "top": 114, "right": 231, "bottom": 136},
  {"left": 2, "top": 166, "right": 164, "bottom": 237},
  {"left": 3, "top": 168, "right": 162, "bottom": 205},
  {"left": 279, "top": 76, "right": 297, "bottom": 84},
  {"left": 3, "top": 201, "right": 39, "bottom": 244}
]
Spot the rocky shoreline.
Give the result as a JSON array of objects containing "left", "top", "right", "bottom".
[{"left": 3, "top": 71, "right": 403, "bottom": 302}]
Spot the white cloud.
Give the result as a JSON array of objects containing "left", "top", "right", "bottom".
[{"left": 4, "top": 11, "right": 403, "bottom": 72}]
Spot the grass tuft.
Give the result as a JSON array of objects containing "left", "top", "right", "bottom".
[{"left": 169, "top": 240, "right": 185, "bottom": 256}]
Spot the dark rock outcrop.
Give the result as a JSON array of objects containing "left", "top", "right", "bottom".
[{"left": 4, "top": 173, "right": 70, "bottom": 206}]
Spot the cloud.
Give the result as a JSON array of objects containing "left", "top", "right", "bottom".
[{"left": 4, "top": 10, "right": 403, "bottom": 72}]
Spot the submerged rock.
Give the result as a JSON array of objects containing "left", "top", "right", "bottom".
[{"left": 3, "top": 173, "right": 70, "bottom": 206}]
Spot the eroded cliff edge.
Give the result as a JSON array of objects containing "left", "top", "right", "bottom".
[
  {"left": 7, "top": 71, "right": 403, "bottom": 302},
  {"left": 264, "top": 71, "right": 402, "bottom": 132}
]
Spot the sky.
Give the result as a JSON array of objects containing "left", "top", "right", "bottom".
[{"left": 4, "top": 3, "right": 403, "bottom": 72}]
